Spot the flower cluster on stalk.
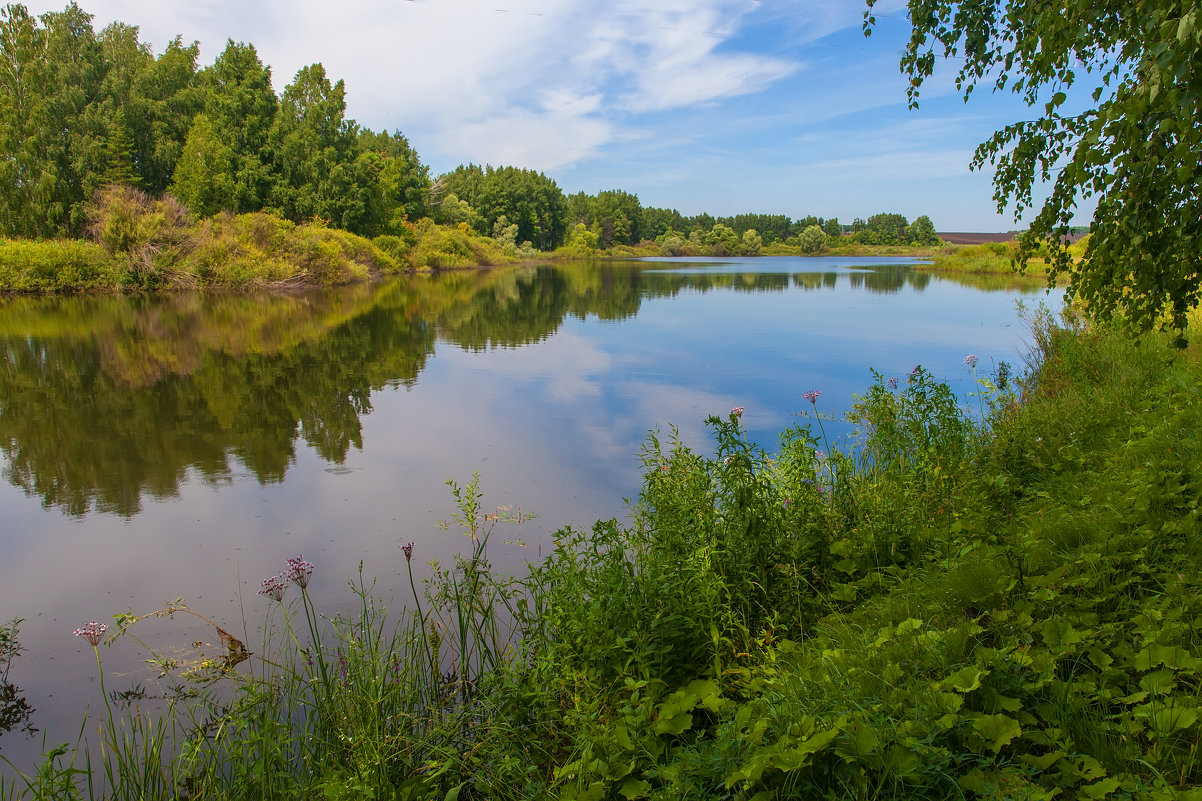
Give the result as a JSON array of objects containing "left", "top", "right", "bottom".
[
  {"left": 259, "top": 574, "right": 288, "bottom": 602},
  {"left": 286, "top": 555, "right": 314, "bottom": 589},
  {"left": 401, "top": 542, "right": 415, "bottom": 562},
  {"left": 258, "top": 555, "right": 316, "bottom": 602},
  {"left": 803, "top": 391, "right": 820, "bottom": 404},
  {"left": 73, "top": 621, "right": 108, "bottom": 646},
  {"left": 964, "top": 354, "right": 979, "bottom": 368},
  {"left": 730, "top": 406, "right": 744, "bottom": 417}
]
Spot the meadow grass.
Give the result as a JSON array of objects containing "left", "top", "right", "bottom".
[{"left": 4, "top": 308, "right": 1202, "bottom": 799}]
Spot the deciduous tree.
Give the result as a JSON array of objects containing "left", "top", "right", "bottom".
[{"left": 868, "top": 0, "right": 1202, "bottom": 336}]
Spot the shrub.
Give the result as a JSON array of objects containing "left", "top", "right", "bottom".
[{"left": 0, "top": 239, "right": 124, "bottom": 292}]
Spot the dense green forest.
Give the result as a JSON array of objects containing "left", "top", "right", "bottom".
[{"left": 0, "top": 1, "right": 940, "bottom": 271}]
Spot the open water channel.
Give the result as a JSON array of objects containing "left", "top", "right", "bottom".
[{"left": 0, "top": 256, "right": 1062, "bottom": 772}]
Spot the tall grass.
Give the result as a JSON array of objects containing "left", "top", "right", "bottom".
[{"left": 6, "top": 310, "right": 1201, "bottom": 799}]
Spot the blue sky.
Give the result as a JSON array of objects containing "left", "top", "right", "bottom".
[{"left": 26, "top": 0, "right": 1092, "bottom": 231}]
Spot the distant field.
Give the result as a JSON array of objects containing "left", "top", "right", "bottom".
[
  {"left": 938, "top": 231, "right": 1088, "bottom": 244},
  {"left": 937, "top": 231, "right": 1017, "bottom": 244}
]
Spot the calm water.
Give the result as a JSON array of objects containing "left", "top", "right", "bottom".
[{"left": 0, "top": 256, "right": 1060, "bottom": 768}]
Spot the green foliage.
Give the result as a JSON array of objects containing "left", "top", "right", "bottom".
[
  {"left": 358, "top": 128, "right": 431, "bottom": 233},
  {"left": 407, "top": 218, "right": 510, "bottom": 270},
  {"left": 198, "top": 40, "right": 278, "bottom": 213},
  {"left": 169, "top": 113, "right": 237, "bottom": 217},
  {"left": 740, "top": 228, "right": 763, "bottom": 256},
  {"left": 266, "top": 63, "right": 367, "bottom": 231},
  {"left": 870, "top": 0, "right": 1202, "bottom": 336},
  {"left": 0, "top": 239, "right": 123, "bottom": 292},
  {"left": 704, "top": 223, "right": 739, "bottom": 255},
  {"left": 10, "top": 275, "right": 1202, "bottom": 798},
  {"left": 796, "top": 224, "right": 826, "bottom": 254},
  {"left": 85, "top": 184, "right": 191, "bottom": 287},
  {"left": 438, "top": 164, "right": 568, "bottom": 250},
  {"left": 908, "top": 214, "right": 940, "bottom": 246}
]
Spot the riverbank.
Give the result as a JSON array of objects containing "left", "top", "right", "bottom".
[
  {"left": 2, "top": 205, "right": 1062, "bottom": 296},
  {"left": 0, "top": 189, "right": 517, "bottom": 294},
  {"left": 3, "top": 309, "right": 1198, "bottom": 799}
]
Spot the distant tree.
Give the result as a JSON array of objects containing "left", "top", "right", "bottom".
[
  {"left": 857, "top": 212, "right": 909, "bottom": 245},
  {"left": 200, "top": 41, "right": 278, "bottom": 212},
  {"left": 658, "top": 234, "right": 684, "bottom": 256},
  {"left": 907, "top": 215, "right": 940, "bottom": 245},
  {"left": 822, "top": 217, "right": 841, "bottom": 239},
  {"left": 358, "top": 128, "right": 430, "bottom": 228},
  {"left": 170, "top": 113, "right": 236, "bottom": 216},
  {"left": 564, "top": 222, "right": 599, "bottom": 255},
  {"left": 797, "top": 224, "right": 826, "bottom": 254},
  {"left": 687, "top": 212, "right": 716, "bottom": 235},
  {"left": 440, "top": 164, "right": 567, "bottom": 249},
  {"left": 740, "top": 228, "right": 763, "bottom": 256},
  {"left": 705, "top": 223, "right": 739, "bottom": 255},
  {"left": 435, "top": 193, "right": 474, "bottom": 226},
  {"left": 267, "top": 63, "right": 367, "bottom": 229},
  {"left": 129, "top": 36, "right": 203, "bottom": 193},
  {"left": 642, "top": 206, "right": 688, "bottom": 240},
  {"left": 590, "top": 189, "right": 643, "bottom": 247}
]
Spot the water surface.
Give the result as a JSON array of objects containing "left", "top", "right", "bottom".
[{"left": 0, "top": 256, "right": 1060, "bottom": 768}]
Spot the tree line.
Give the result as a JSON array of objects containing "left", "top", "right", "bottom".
[{"left": 0, "top": 2, "right": 941, "bottom": 253}]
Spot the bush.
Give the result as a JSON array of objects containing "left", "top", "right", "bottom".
[
  {"left": 85, "top": 185, "right": 192, "bottom": 288},
  {"left": 0, "top": 239, "right": 124, "bottom": 291}
]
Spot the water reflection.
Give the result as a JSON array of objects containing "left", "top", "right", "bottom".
[
  {"left": 0, "top": 256, "right": 1062, "bottom": 772},
  {"left": 0, "top": 259, "right": 1047, "bottom": 518}
]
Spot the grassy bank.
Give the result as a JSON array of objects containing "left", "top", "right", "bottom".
[
  {"left": 5, "top": 308, "right": 1199, "bottom": 800},
  {"left": 0, "top": 188, "right": 514, "bottom": 294},
  {"left": 920, "top": 239, "right": 1094, "bottom": 284}
]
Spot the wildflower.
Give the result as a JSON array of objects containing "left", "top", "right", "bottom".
[
  {"left": 258, "top": 573, "right": 288, "bottom": 602},
  {"left": 723, "top": 455, "right": 734, "bottom": 465},
  {"left": 660, "top": 464, "right": 669, "bottom": 474},
  {"left": 964, "top": 354, "right": 979, "bottom": 368},
  {"left": 73, "top": 621, "right": 108, "bottom": 646},
  {"left": 286, "top": 556, "right": 313, "bottom": 589},
  {"left": 886, "top": 377, "right": 898, "bottom": 390},
  {"left": 730, "top": 406, "right": 744, "bottom": 417},
  {"left": 803, "top": 390, "right": 820, "bottom": 404},
  {"left": 401, "top": 542, "right": 415, "bottom": 562},
  {"left": 783, "top": 498, "right": 791, "bottom": 509},
  {"left": 910, "top": 365, "right": 921, "bottom": 377}
]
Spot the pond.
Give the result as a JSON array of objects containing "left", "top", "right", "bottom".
[{"left": 0, "top": 256, "right": 1061, "bottom": 770}]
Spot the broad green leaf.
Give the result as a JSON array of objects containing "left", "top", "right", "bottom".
[
  {"left": 618, "top": 778, "right": 651, "bottom": 800},
  {"left": 972, "top": 713, "right": 1022, "bottom": 753},
  {"left": 945, "top": 665, "right": 987, "bottom": 693},
  {"left": 1148, "top": 705, "right": 1199, "bottom": 735}
]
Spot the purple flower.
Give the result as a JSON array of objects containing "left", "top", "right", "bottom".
[
  {"left": 401, "top": 542, "right": 415, "bottom": 562},
  {"left": 803, "top": 390, "right": 820, "bottom": 404},
  {"left": 886, "top": 377, "right": 898, "bottom": 390},
  {"left": 73, "top": 621, "right": 108, "bottom": 646},
  {"left": 910, "top": 365, "right": 921, "bottom": 377},
  {"left": 258, "top": 573, "right": 288, "bottom": 602},
  {"left": 964, "top": 354, "right": 979, "bottom": 368},
  {"left": 286, "top": 556, "right": 313, "bottom": 589},
  {"left": 730, "top": 406, "right": 744, "bottom": 417}
]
